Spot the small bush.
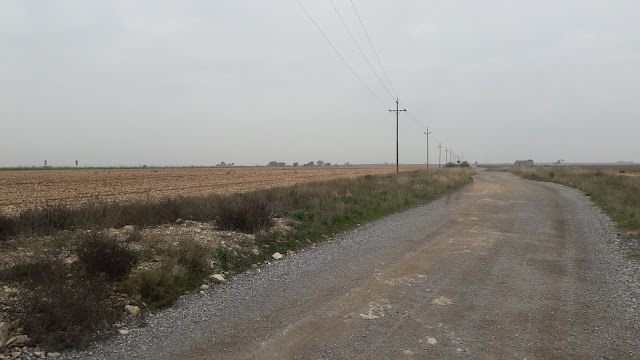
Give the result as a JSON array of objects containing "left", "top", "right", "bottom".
[
  {"left": 0, "top": 257, "right": 68, "bottom": 284},
  {"left": 120, "top": 267, "right": 184, "bottom": 309},
  {"left": 172, "top": 240, "right": 210, "bottom": 272},
  {"left": 0, "top": 214, "right": 18, "bottom": 240},
  {"left": 120, "top": 241, "right": 211, "bottom": 309},
  {"left": 5, "top": 258, "right": 119, "bottom": 351},
  {"left": 18, "top": 203, "right": 75, "bottom": 235},
  {"left": 215, "top": 194, "right": 273, "bottom": 233},
  {"left": 17, "top": 275, "right": 118, "bottom": 351},
  {"left": 76, "top": 232, "right": 139, "bottom": 280}
]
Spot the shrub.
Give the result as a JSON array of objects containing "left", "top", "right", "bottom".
[
  {"left": 119, "top": 267, "right": 184, "bottom": 309},
  {"left": 17, "top": 203, "right": 75, "bottom": 235},
  {"left": 0, "top": 214, "right": 18, "bottom": 240},
  {"left": 17, "top": 275, "right": 118, "bottom": 351},
  {"left": 0, "top": 257, "right": 68, "bottom": 284},
  {"left": 6, "top": 258, "right": 119, "bottom": 351},
  {"left": 215, "top": 194, "right": 273, "bottom": 232},
  {"left": 173, "top": 240, "right": 210, "bottom": 272},
  {"left": 76, "top": 232, "right": 139, "bottom": 280},
  {"left": 119, "top": 241, "right": 212, "bottom": 309}
]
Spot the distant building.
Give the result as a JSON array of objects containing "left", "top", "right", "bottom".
[{"left": 514, "top": 159, "right": 534, "bottom": 167}]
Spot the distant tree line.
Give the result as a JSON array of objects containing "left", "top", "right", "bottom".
[{"left": 267, "top": 160, "right": 341, "bottom": 167}]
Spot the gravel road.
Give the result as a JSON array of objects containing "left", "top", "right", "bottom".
[{"left": 59, "top": 170, "right": 640, "bottom": 359}]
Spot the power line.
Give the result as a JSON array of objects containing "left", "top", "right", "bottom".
[
  {"left": 295, "top": 0, "right": 387, "bottom": 109},
  {"left": 328, "top": 0, "right": 395, "bottom": 101},
  {"left": 349, "top": 0, "right": 398, "bottom": 98}
]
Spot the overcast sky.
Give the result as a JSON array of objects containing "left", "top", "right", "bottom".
[{"left": 1, "top": 1, "right": 638, "bottom": 167}]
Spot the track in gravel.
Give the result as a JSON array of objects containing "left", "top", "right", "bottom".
[{"left": 63, "top": 170, "right": 640, "bottom": 359}]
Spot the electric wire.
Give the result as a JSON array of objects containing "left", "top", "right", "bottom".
[
  {"left": 297, "top": 1, "right": 463, "bottom": 161},
  {"left": 349, "top": 0, "right": 399, "bottom": 98},
  {"left": 295, "top": 0, "right": 387, "bottom": 109},
  {"left": 328, "top": 0, "right": 396, "bottom": 101}
]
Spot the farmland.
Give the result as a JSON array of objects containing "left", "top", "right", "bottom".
[{"left": 0, "top": 166, "right": 423, "bottom": 215}]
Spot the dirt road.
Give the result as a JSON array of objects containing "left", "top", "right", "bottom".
[{"left": 68, "top": 170, "right": 640, "bottom": 359}]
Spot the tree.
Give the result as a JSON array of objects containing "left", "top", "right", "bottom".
[
  {"left": 293, "top": 162, "right": 299, "bottom": 167},
  {"left": 303, "top": 161, "right": 315, "bottom": 167},
  {"left": 316, "top": 160, "right": 324, "bottom": 167},
  {"left": 75, "top": 160, "right": 79, "bottom": 167},
  {"left": 44, "top": 160, "right": 47, "bottom": 166}
]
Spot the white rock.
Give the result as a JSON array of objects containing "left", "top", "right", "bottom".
[
  {"left": 210, "top": 274, "right": 225, "bottom": 282},
  {"left": 272, "top": 252, "right": 283, "bottom": 260},
  {"left": 123, "top": 225, "right": 135, "bottom": 232},
  {"left": 427, "top": 337, "right": 437, "bottom": 345},
  {"left": 47, "top": 353, "right": 61, "bottom": 358},
  {"left": 200, "top": 284, "right": 210, "bottom": 290},
  {"left": 251, "top": 249, "right": 260, "bottom": 255},
  {"left": 0, "top": 321, "right": 10, "bottom": 346},
  {"left": 125, "top": 305, "right": 140, "bottom": 316},
  {"left": 119, "top": 329, "right": 130, "bottom": 335},
  {"left": 10, "top": 334, "right": 32, "bottom": 347},
  {"left": 33, "top": 352, "right": 45, "bottom": 358}
]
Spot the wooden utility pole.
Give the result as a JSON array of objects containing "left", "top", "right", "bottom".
[
  {"left": 438, "top": 144, "right": 442, "bottom": 168},
  {"left": 389, "top": 98, "right": 406, "bottom": 173},
  {"left": 424, "top": 127, "right": 432, "bottom": 168}
]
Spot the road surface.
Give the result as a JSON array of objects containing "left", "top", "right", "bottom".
[{"left": 68, "top": 170, "right": 640, "bottom": 359}]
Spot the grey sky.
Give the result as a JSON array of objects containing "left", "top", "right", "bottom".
[{"left": 1, "top": 1, "right": 638, "bottom": 167}]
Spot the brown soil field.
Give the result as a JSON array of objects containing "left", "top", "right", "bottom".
[{"left": 0, "top": 166, "right": 422, "bottom": 215}]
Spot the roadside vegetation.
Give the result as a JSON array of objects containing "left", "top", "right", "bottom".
[
  {"left": 0, "top": 168, "right": 473, "bottom": 352},
  {"left": 507, "top": 166, "right": 640, "bottom": 256}
]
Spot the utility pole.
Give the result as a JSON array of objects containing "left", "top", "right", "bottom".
[
  {"left": 438, "top": 144, "right": 442, "bottom": 168},
  {"left": 424, "top": 127, "right": 431, "bottom": 168},
  {"left": 445, "top": 148, "right": 448, "bottom": 165},
  {"left": 389, "top": 98, "right": 406, "bottom": 173}
]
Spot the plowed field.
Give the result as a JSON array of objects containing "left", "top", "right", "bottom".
[{"left": 0, "top": 166, "right": 421, "bottom": 215}]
